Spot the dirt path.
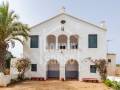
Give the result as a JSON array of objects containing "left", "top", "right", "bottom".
[{"left": 0, "top": 80, "right": 113, "bottom": 90}]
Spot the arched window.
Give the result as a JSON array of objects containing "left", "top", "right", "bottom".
[
  {"left": 70, "top": 35, "right": 79, "bottom": 49},
  {"left": 47, "top": 35, "right": 56, "bottom": 49},
  {"left": 58, "top": 34, "right": 67, "bottom": 49}
]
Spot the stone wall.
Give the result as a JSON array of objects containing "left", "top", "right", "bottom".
[{"left": 107, "top": 53, "right": 116, "bottom": 76}]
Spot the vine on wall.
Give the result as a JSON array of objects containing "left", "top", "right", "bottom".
[{"left": 91, "top": 59, "right": 107, "bottom": 81}]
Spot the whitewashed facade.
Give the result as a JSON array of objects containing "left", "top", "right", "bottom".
[{"left": 23, "top": 8, "right": 115, "bottom": 81}]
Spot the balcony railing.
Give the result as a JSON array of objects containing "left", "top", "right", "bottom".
[{"left": 47, "top": 43, "right": 78, "bottom": 50}]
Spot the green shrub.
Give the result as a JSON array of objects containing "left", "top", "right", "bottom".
[
  {"left": 104, "top": 79, "right": 113, "bottom": 87},
  {"left": 112, "top": 81, "right": 120, "bottom": 90},
  {"left": 104, "top": 79, "right": 120, "bottom": 90}
]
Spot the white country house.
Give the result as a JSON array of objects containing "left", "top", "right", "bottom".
[{"left": 23, "top": 8, "right": 116, "bottom": 81}]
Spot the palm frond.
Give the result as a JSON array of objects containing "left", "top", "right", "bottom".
[
  {"left": 0, "top": 1, "right": 29, "bottom": 43},
  {"left": 0, "top": 1, "right": 29, "bottom": 71}
]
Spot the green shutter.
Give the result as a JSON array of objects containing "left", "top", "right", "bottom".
[
  {"left": 88, "top": 34, "right": 97, "bottom": 48},
  {"left": 30, "top": 35, "right": 39, "bottom": 48}
]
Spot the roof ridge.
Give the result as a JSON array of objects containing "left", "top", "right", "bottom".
[{"left": 30, "top": 13, "right": 107, "bottom": 31}]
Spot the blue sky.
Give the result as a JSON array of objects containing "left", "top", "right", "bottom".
[{"left": 1, "top": 0, "right": 120, "bottom": 63}]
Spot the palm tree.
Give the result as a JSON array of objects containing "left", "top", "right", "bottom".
[{"left": 0, "top": 2, "right": 29, "bottom": 72}]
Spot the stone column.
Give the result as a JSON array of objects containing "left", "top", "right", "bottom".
[
  {"left": 78, "top": 36, "right": 80, "bottom": 49},
  {"left": 67, "top": 36, "right": 70, "bottom": 50},
  {"left": 56, "top": 35, "right": 58, "bottom": 50},
  {"left": 78, "top": 61, "right": 82, "bottom": 81},
  {"left": 42, "top": 63, "right": 47, "bottom": 80},
  {"left": 60, "top": 65, "right": 65, "bottom": 80}
]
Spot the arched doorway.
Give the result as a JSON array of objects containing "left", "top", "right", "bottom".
[
  {"left": 47, "top": 60, "right": 60, "bottom": 79},
  {"left": 65, "top": 59, "right": 79, "bottom": 80}
]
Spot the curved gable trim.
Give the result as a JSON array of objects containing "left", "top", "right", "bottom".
[{"left": 31, "top": 13, "right": 107, "bottom": 31}]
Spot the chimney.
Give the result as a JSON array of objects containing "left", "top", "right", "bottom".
[{"left": 100, "top": 20, "right": 107, "bottom": 29}]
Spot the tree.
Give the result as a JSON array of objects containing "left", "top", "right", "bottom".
[
  {"left": 0, "top": 1, "right": 29, "bottom": 72},
  {"left": 92, "top": 59, "right": 107, "bottom": 81},
  {"left": 15, "top": 58, "right": 31, "bottom": 80}
]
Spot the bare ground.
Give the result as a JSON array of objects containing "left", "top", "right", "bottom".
[{"left": 0, "top": 80, "right": 113, "bottom": 90}]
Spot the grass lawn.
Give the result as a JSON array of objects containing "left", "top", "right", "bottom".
[{"left": 0, "top": 80, "right": 113, "bottom": 90}]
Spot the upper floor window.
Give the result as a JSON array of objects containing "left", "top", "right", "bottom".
[
  {"left": 30, "top": 35, "right": 39, "bottom": 48},
  {"left": 70, "top": 35, "right": 79, "bottom": 49},
  {"left": 88, "top": 34, "right": 97, "bottom": 48},
  {"left": 90, "top": 65, "right": 96, "bottom": 73}
]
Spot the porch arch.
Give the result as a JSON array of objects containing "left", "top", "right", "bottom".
[
  {"left": 47, "top": 60, "right": 60, "bottom": 79},
  {"left": 65, "top": 59, "right": 79, "bottom": 80}
]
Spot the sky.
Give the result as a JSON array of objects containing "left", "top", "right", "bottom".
[{"left": 0, "top": 0, "right": 120, "bottom": 63}]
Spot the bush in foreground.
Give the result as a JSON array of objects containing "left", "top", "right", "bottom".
[
  {"left": 15, "top": 58, "right": 31, "bottom": 80},
  {"left": 104, "top": 79, "right": 120, "bottom": 90},
  {"left": 104, "top": 79, "right": 113, "bottom": 87}
]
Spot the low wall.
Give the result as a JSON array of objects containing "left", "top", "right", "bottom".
[
  {"left": 116, "top": 67, "right": 120, "bottom": 76},
  {"left": 107, "top": 76, "right": 120, "bottom": 82},
  {"left": 0, "top": 73, "right": 11, "bottom": 86}
]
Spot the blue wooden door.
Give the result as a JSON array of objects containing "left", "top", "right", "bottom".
[
  {"left": 47, "top": 70, "right": 59, "bottom": 79},
  {"left": 65, "top": 71, "right": 78, "bottom": 79},
  {"left": 47, "top": 60, "right": 59, "bottom": 79},
  {"left": 65, "top": 60, "right": 79, "bottom": 80}
]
